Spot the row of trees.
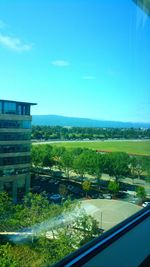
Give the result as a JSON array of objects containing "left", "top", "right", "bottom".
[
  {"left": 31, "top": 145, "right": 150, "bottom": 183},
  {"left": 0, "top": 192, "right": 100, "bottom": 266},
  {"left": 32, "top": 126, "right": 150, "bottom": 141},
  {"left": 82, "top": 178, "right": 146, "bottom": 200}
]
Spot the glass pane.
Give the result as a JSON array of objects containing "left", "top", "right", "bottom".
[
  {"left": 0, "top": 120, "right": 31, "bottom": 129},
  {"left": 0, "top": 1, "right": 149, "bottom": 266},
  {"left": 4, "top": 102, "right": 16, "bottom": 114}
]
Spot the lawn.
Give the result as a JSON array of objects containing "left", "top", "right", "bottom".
[{"left": 50, "top": 140, "right": 150, "bottom": 156}]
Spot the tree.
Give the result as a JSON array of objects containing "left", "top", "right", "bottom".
[
  {"left": 108, "top": 181, "right": 119, "bottom": 196},
  {"left": 82, "top": 180, "right": 91, "bottom": 197},
  {"left": 129, "top": 157, "right": 137, "bottom": 183},
  {"left": 60, "top": 150, "right": 74, "bottom": 179},
  {"left": 136, "top": 186, "right": 146, "bottom": 202},
  {"left": 52, "top": 146, "right": 66, "bottom": 170},
  {"left": 0, "top": 192, "right": 12, "bottom": 215},
  {"left": 135, "top": 163, "right": 143, "bottom": 179},
  {"left": 106, "top": 152, "right": 130, "bottom": 182},
  {"left": 74, "top": 211, "right": 100, "bottom": 246},
  {"left": 133, "top": 156, "right": 146, "bottom": 180},
  {"left": 129, "top": 156, "right": 149, "bottom": 181},
  {"left": 0, "top": 193, "right": 100, "bottom": 267},
  {"left": 0, "top": 243, "right": 18, "bottom": 267},
  {"left": 140, "top": 157, "right": 150, "bottom": 183},
  {"left": 73, "top": 152, "right": 89, "bottom": 181},
  {"left": 59, "top": 184, "right": 68, "bottom": 196},
  {"left": 42, "top": 145, "right": 54, "bottom": 168},
  {"left": 91, "top": 154, "right": 103, "bottom": 191},
  {"left": 42, "top": 154, "right": 55, "bottom": 169},
  {"left": 31, "top": 145, "right": 44, "bottom": 167},
  {"left": 146, "top": 167, "right": 150, "bottom": 185}
]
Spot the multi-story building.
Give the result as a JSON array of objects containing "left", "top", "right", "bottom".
[{"left": 0, "top": 99, "right": 36, "bottom": 203}]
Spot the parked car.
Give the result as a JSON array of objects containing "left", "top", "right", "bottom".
[
  {"left": 98, "top": 194, "right": 104, "bottom": 199},
  {"left": 75, "top": 176, "right": 82, "bottom": 182},
  {"left": 50, "top": 194, "right": 62, "bottom": 204},
  {"left": 142, "top": 201, "right": 150, "bottom": 208},
  {"left": 31, "top": 186, "right": 42, "bottom": 193},
  {"left": 54, "top": 181, "right": 60, "bottom": 185},
  {"left": 103, "top": 193, "right": 112, "bottom": 199},
  {"left": 115, "top": 191, "right": 127, "bottom": 199},
  {"left": 129, "top": 197, "right": 139, "bottom": 204},
  {"left": 67, "top": 185, "right": 74, "bottom": 191},
  {"left": 49, "top": 179, "right": 55, "bottom": 183}
]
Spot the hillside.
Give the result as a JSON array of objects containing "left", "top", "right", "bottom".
[{"left": 32, "top": 115, "right": 150, "bottom": 128}]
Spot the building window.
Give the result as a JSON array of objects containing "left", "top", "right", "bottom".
[
  {"left": 4, "top": 102, "right": 16, "bottom": 115},
  {"left": 0, "top": 156, "right": 31, "bottom": 166},
  {"left": 17, "top": 104, "right": 30, "bottom": 115},
  {"left": 1, "top": 167, "right": 30, "bottom": 176},
  {"left": 0, "top": 132, "right": 31, "bottom": 141},
  {"left": 0, "top": 144, "right": 30, "bottom": 153},
  {"left": 18, "top": 104, "right": 22, "bottom": 115},
  {"left": 0, "top": 120, "right": 31, "bottom": 129}
]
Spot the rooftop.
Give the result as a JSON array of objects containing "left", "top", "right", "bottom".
[{"left": 0, "top": 99, "right": 37, "bottom": 106}]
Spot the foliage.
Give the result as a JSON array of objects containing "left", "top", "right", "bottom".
[
  {"left": 52, "top": 146, "right": 66, "bottom": 170},
  {"left": 82, "top": 181, "right": 91, "bottom": 197},
  {"left": 136, "top": 186, "right": 146, "bottom": 200},
  {"left": 31, "top": 144, "right": 150, "bottom": 183},
  {"left": 60, "top": 150, "right": 74, "bottom": 179},
  {"left": 0, "top": 192, "right": 12, "bottom": 215},
  {"left": 0, "top": 243, "right": 18, "bottom": 267},
  {"left": 0, "top": 193, "right": 100, "bottom": 266},
  {"left": 129, "top": 157, "right": 137, "bottom": 177},
  {"left": 108, "top": 181, "right": 120, "bottom": 196},
  {"left": 59, "top": 184, "right": 68, "bottom": 196},
  {"left": 31, "top": 145, "right": 54, "bottom": 169},
  {"left": 107, "top": 152, "right": 130, "bottom": 180},
  {"left": 32, "top": 125, "right": 150, "bottom": 143}
]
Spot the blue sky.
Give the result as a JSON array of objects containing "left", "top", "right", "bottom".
[{"left": 0, "top": 0, "right": 150, "bottom": 122}]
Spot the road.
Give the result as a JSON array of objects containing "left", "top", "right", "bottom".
[{"left": 32, "top": 139, "right": 150, "bottom": 145}]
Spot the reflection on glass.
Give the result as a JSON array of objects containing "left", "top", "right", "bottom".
[
  {"left": 4, "top": 102, "right": 16, "bottom": 114},
  {"left": 0, "top": 120, "right": 31, "bottom": 129},
  {"left": 0, "top": 156, "right": 31, "bottom": 166},
  {"left": 0, "top": 132, "right": 31, "bottom": 141},
  {"left": 0, "top": 1, "right": 150, "bottom": 266}
]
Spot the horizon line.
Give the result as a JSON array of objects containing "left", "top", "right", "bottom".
[{"left": 32, "top": 114, "right": 150, "bottom": 125}]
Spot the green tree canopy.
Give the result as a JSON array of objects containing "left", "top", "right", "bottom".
[
  {"left": 108, "top": 181, "right": 120, "bottom": 196},
  {"left": 82, "top": 180, "right": 91, "bottom": 197},
  {"left": 136, "top": 186, "right": 146, "bottom": 201}
]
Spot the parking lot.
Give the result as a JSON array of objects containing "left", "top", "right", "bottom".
[
  {"left": 30, "top": 171, "right": 150, "bottom": 208},
  {"left": 81, "top": 199, "right": 141, "bottom": 231},
  {"left": 30, "top": 174, "right": 143, "bottom": 232}
]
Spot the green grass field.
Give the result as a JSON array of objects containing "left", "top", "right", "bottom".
[{"left": 50, "top": 140, "right": 150, "bottom": 156}]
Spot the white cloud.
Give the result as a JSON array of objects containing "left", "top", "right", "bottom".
[
  {"left": 0, "top": 20, "right": 6, "bottom": 29},
  {"left": 82, "top": 76, "right": 96, "bottom": 80},
  {"left": 51, "top": 60, "right": 70, "bottom": 67},
  {"left": 0, "top": 34, "right": 32, "bottom": 52}
]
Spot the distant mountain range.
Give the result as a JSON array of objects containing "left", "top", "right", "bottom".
[{"left": 32, "top": 115, "right": 150, "bottom": 128}]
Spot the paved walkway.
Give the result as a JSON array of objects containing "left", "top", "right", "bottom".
[{"left": 81, "top": 199, "right": 141, "bottom": 231}]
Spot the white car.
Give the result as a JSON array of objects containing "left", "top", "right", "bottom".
[
  {"left": 142, "top": 202, "right": 150, "bottom": 208},
  {"left": 103, "top": 194, "right": 112, "bottom": 199}
]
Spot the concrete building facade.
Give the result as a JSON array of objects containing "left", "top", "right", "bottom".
[{"left": 0, "top": 99, "right": 36, "bottom": 202}]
